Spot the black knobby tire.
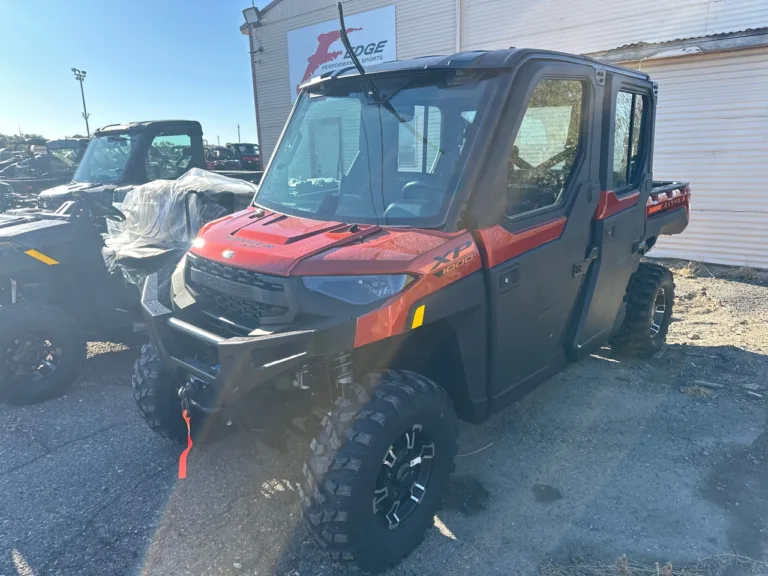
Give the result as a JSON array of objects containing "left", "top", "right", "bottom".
[
  {"left": 0, "top": 304, "right": 86, "bottom": 405},
  {"left": 610, "top": 262, "right": 675, "bottom": 358},
  {"left": 300, "top": 370, "right": 458, "bottom": 574},
  {"left": 132, "top": 343, "right": 186, "bottom": 442}
]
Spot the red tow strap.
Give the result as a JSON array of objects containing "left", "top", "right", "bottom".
[{"left": 178, "top": 409, "right": 193, "bottom": 479}]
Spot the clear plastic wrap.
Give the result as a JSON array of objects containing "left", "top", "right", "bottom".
[{"left": 104, "top": 168, "right": 257, "bottom": 286}]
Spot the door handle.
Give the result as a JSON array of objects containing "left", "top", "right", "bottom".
[{"left": 573, "top": 247, "right": 598, "bottom": 277}]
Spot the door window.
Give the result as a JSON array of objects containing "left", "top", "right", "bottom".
[
  {"left": 146, "top": 133, "right": 192, "bottom": 180},
  {"left": 612, "top": 91, "right": 645, "bottom": 190},
  {"left": 398, "top": 105, "right": 442, "bottom": 173},
  {"left": 506, "top": 79, "right": 584, "bottom": 217}
]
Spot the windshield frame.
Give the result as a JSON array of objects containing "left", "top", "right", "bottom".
[
  {"left": 73, "top": 132, "right": 140, "bottom": 184},
  {"left": 253, "top": 70, "right": 500, "bottom": 229}
]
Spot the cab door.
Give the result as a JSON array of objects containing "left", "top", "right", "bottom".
[
  {"left": 568, "top": 74, "right": 655, "bottom": 357},
  {"left": 471, "top": 60, "right": 603, "bottom": 413}
]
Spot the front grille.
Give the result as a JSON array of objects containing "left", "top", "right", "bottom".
[
  {"left": 186, "top": 255, "right": 290, "bottom": 329},
  {"left": 195, "top": 284, "right": 288, "bottom": 323},
  {"left": 191, "top": 256, "right": 284, "bottom": 292}
]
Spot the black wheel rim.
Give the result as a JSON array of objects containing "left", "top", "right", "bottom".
[
  {"left": 5, "top": 333, "right": 62, "bottom": 381},
  {"left": 372, "top": 424, "right": 435, "bottom": 530},
  {"left": 650, "top": 287, "right": 667, "bottom": 339}
]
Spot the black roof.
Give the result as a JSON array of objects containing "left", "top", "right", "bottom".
[
  {"left": 94, "top": 120, "right": 203, "bottom": 135},
  {"left": 306, "top": 48, "right": 649, "bottom": 88}
]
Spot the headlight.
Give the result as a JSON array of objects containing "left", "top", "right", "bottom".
[{"left": 302, "top": 274, "right": 413, "bottom": 305}]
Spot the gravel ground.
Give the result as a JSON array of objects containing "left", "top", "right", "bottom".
[{"left": 1, "top": 262, "right": 767, "bottom": 576}]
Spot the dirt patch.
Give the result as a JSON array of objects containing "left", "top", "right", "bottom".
[
  {"left": 533, "top": 484, "right": 563, "bottom": 503},
  {"left": 443, "top": 474, "right": 490, "bottom": 515},
  {"left": 703, "top": 430, "right": 768, "bottom": 559}
]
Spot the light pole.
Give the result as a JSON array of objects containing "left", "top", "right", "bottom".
[
  {"left": 242, "top": 5, "right": 263, "bottom": 151},
  {"left": 71, "top": 68, "right": 91, "bottom": 137}
]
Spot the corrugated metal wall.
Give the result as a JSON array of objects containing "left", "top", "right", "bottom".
[
  {"left": 251, "top": 0, "right": 456, "bottom": 161},
  {"left": 460, "top": 0, "right": 768, "bottom": 54},
  {"left": 628, "top": 48, "right": 768, "bottom": 268}
]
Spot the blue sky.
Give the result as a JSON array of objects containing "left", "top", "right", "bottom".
[{"left": 0, "top": 0, "right": 270, "bottom": 143}]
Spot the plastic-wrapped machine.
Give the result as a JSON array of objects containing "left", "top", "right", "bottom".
[{"left": 104, "top": 168, "right": 258, "bottom": 287}]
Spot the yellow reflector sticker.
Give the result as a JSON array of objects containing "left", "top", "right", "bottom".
[
  {"left": 24, "top": 249, "right": 59, "bottom": 265},
  {"left": 411, "top": 305, "right": 425, "bottom": 329}
]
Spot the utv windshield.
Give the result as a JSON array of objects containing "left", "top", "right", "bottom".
[
  {"left": 73, "top": 133, "right": 140, "bottom": 184},
  {"left": 254, "top": 71, "right": 498, "bottom": 226},
  {"left": 237, "top": 144, "right": 258, "bottom": 156}
]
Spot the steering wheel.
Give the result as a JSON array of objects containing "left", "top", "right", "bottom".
[
  {"left": 176, "top": 154, "right": 191, "bottom": 171},
  {"left": 76, "top": 192, "right": 127, "bottom": 222},
  {"left": 402, "top": 179, "right": 444, "bottom": 200}
]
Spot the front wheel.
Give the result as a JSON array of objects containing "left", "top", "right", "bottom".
[
  {"left": 300, "top": 370, "right": 458, "bottom": 574},
  {"left": 132, "top": 343, "right": 186, "bottom": 442},
  {"left": 610, "top": 262, "right": 675, "bottom": 358},
  {"left": 0, "top": 304, "right": 86, "bottom": 404}
]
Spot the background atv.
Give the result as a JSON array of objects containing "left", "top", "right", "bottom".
[
  {"left": 0, "top": 138, "right": 89, "bottom": 201},
  {"left": 29, "top": 120, "right": 262, "bottom": 213},
  {"left": 0, "top": 170, "right": 256, "bottom": 405},
  {"left": 227, "top": 142, "right": 261, "bottom": 171},
  {"left": 0, "top": 138, "right": 87, "bottom": 210},
  {"left": 134, "top": 21, "right": 691, "bottom": 575}
]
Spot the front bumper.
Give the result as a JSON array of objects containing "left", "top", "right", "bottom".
[{"left": 141, "top": 272, "right": 355, "bottom": 406}]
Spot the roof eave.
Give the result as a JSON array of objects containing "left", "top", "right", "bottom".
[{"left": 588, "top": 27, "right": 768, "bottom": 63}]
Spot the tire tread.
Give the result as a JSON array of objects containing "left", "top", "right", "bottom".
[
  {"left": 131, "top": 343, "right": 185, "bottom": 441},
  {"left": 610, "top": 262, "right": 675, "bottom": 358},
  {"left": 300, "top": 370, "right": 457, "bottom": 573}
]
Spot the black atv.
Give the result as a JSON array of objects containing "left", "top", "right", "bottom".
[
  {"left": 0, "top": 174, "right": 252, "bottom": 405},
  {"left": 0, "top": 194, "right": 128, "bottom": 404}
]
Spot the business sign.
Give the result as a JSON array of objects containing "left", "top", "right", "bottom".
[{"left": 287, "top": 5, "right": 396, "bottom": 102}]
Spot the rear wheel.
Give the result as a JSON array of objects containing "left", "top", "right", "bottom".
[
  {"left": 0, "top": 304, "right": 86, "bottom": 404},
  {"left": 610, "top": 262, "right": 675, "bottom": 358},
  {"left": 132, "top": 343, "right": 186, "bottom": 442},
  {"left": 300, "top": 370, "right": 457, "bottom": 574}
]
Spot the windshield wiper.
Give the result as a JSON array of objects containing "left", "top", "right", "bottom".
[{"left": 337, "top": 2, "right": 437, "bottom": 160}]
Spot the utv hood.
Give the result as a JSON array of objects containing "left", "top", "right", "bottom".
[
  {"left": 189, "top": 208, "right": 455, "bottom": 277},
  {"left": 0, "top": 211, "right": 74, "bottom": 247}
]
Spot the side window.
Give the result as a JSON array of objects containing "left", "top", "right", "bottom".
[
  {"left": 398, "top": 105, "right": 442, "bottom": 173},
  {"left": 612, "top": 91, "right": 646, "bottom": 191},
  {"left": 147, "top": 133, "right": 192, "bottom": 181},
  {"left": 507, "top": 79, "right": 584, "bottom": 217}
]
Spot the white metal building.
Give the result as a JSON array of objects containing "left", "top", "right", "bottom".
[{"left": 242, "top": 0, "right": 768, "bottom": 268}]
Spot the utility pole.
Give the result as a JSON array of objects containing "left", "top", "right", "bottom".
[
  {"left": 238, "top": 124, "right": 241, "bottom": 143},
  {"left": 71, "top": 68, "right": 91, "bottom": 137}
]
